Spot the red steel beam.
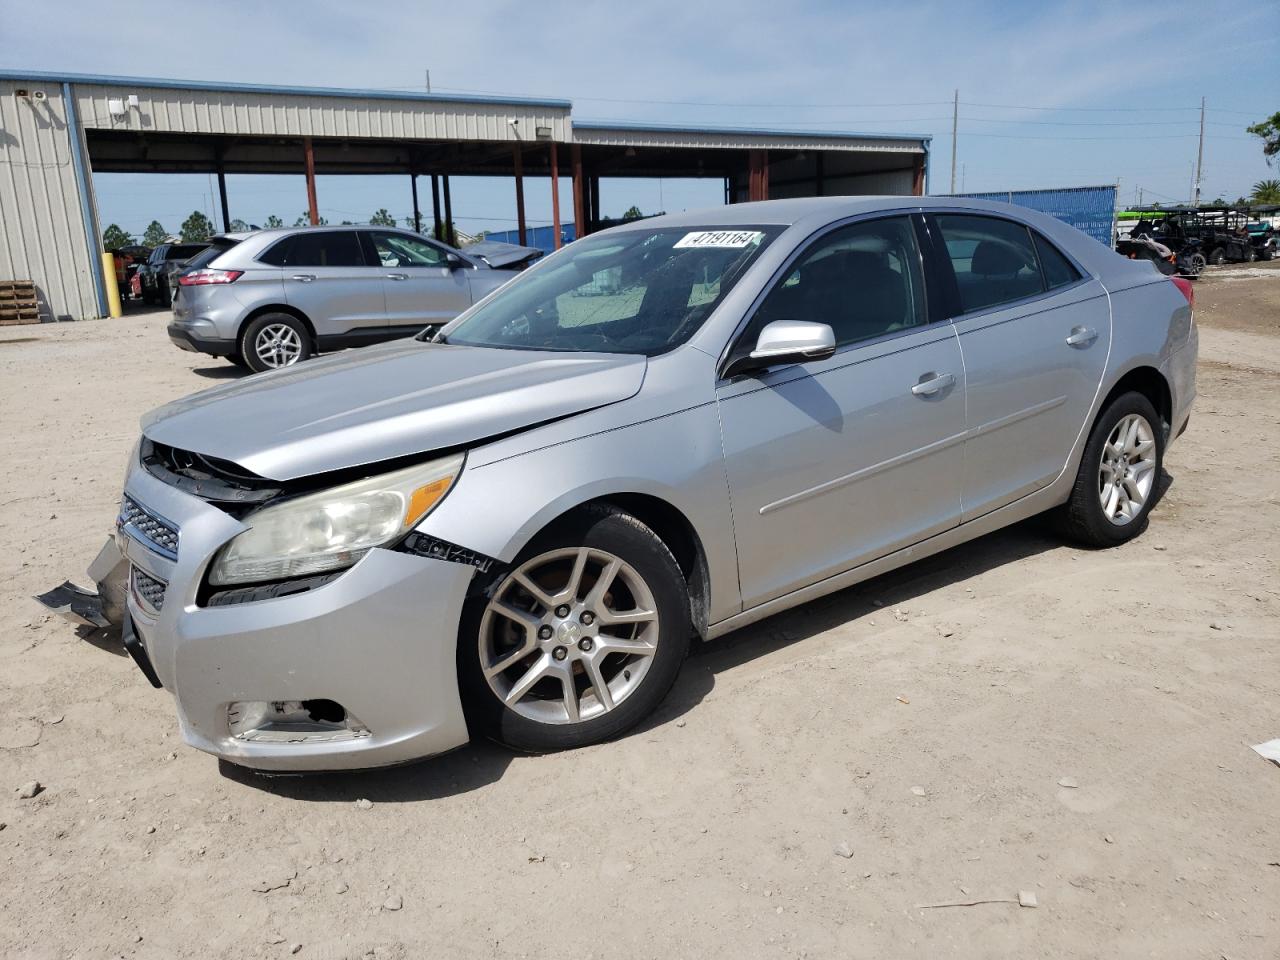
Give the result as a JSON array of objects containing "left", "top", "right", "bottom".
[
  {"left": 303, "top": 136, "right": 319, "bottom": 225},
  {"left": 571, "top": 144, "right": 586, "bottom": 239}
]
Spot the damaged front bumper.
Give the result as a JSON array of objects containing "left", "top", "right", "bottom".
[{"left": 45, "top": 462, "right": 477, "bottom": 772}]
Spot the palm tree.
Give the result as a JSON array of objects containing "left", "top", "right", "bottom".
[{"left": 1252, "top": 179, "right": 1280, "bottom": 204}]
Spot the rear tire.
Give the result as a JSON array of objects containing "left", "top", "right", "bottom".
[
  {"left": 459, "top": 505, "right": 692, "bottom": 753},
  {"left": 1207, "top": 247, "right": 1227, "bottom": 266},
  {"left": 238, "top": 313, "right": 312, "bottom": 373},
  {"left": 1056, "top": 391, "right": 1164, "bottom": 548}
]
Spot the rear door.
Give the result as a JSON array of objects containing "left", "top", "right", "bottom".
[
  {"left": 364, "top": 230, "right": 473, "bottom": 333},
  {"left": 280, "top": 230, "right": 386, "bottom": 342},
  {"left": 927, "top": 213, "right": 1111, "bottom": 519}
]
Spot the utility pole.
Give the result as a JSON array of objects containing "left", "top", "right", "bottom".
[
  {"left": 949, "top": 89, "right": 958, "bottom": 194},
  {"left": 1193, "top": 96, "right": 1205, "bottom": 206},
  {"left": 424, "top": 69, "right": 431, "bottom": 94},
  {"left": 1137, "top": 186, "right": 1143, "bottom": 206}
]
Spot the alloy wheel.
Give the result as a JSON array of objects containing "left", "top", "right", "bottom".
[
  {"left": 479, "top": 547, "right": 660, "bottom": 724},
  {"left": 254, "top": 323, "right": 303, "bottom": 368},
  {"left": 1097, "top": 413, "right": 1157, "bottom": 525}
]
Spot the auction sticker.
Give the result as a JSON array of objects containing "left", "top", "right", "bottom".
[{"left": 674, "top": 230, "right": 763, "bottom": 249}]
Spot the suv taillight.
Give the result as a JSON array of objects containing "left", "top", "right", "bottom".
[
  {"left": 1170, "top": 276, "right": 1194, "bottom": 308},
  {"left": 179, "top": 269, "right": 243, "bottom": 286}
]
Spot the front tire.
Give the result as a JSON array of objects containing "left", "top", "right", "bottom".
[
  {"left": 1056, "top": 391, "right": 1164, "bottom": 547},
  {"left": 1207, "top": 247, "right": 1227, "bottom": 266},
  {"left": 459, "top": 506, "right": 692, "bottom": 753},
  {"left": 238, "top": 313, "right": 312, "bottom": 373}
]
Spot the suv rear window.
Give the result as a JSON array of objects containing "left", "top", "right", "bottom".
[{"left": 183, "top": 240, "right": 239, "bottom": 271}]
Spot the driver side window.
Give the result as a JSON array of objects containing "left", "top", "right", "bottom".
[
  {"left": 368, "top": 231, "right": 445, "bottom": 268},
  {"left": 744, "top": 216, "right": 926, "bottom": 354}
]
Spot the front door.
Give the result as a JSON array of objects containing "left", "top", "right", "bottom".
[
  {"left": 365, "top": 230, "right": 473, "bottom": 333},
  {"left": 280, "top": 230, "right": 387, "bottom": 342},
  {"left": 716, "top": 215, "right": 967, "bottom": 609},
  {"left": 929, "top": 213, "right": 1112, "bottom": 519}
]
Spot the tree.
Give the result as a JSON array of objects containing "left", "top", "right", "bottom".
[
  {"left": 369, "top": 208, "right": 396, "bottom": 226},
  {"left": 621, "top": 205, "right": 644, "bottom": 221},
  {"left": 142, "top": 220, "right": 168, "bottom": 247},
  {"left": 180, "top": 210, "right": 214, "bottom": 242},
  {"left": 294, "top": 211, "right": 328, "bottom": 226},
  {"left": 230, "top": 218, "right": 250, "bottom": 232},
  {"left": 1252, "top": 179, "right": 1280, "bottom": 204},
  {"left": 403, "top": 213, "right": 423, "bottom": 232},
  {"left": 101, "top": 223, "right": 133, "bottom": 250},
  {"left": 1247, "top": 111, "right": 1280, "bottom": 164},
  {"left": 264, "top": 215, "right": 284, "bottom": 229}
]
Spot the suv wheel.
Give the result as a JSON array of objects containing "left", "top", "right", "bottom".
[
  {"left": 1056, "top": 391, "right": 1164, "bottom": 547},
  {"left": 239, "top": 313, "right": 312, "bottom": 373},
  {"left": 1207, "top": 247, "right": 1227, "bottom": 266},
  {"left": 460, "top": 506, "right": 691, "bottom": 752}
]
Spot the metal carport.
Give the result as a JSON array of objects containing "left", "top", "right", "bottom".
[{"left": 0, "top": 70, "right": 931, "bottom": 322}]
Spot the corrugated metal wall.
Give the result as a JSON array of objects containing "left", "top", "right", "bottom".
[
  {"left": 74, "top": 84, "right": 571, "bottom": 142},
  {"left": 571, "top": 126, "right": 923, "bottom": 155},
  {"left": 0, "top": 79, "right": 99, "bottom": 320}
]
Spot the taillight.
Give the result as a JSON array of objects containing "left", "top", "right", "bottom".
[
  {"left": 1171, "top": 276, "right": 1194, "bottom": 308},
  {"left": 179, "top": 269, "right": 242, "bottom": 286}
]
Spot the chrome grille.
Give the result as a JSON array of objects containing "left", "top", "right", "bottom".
[
  {"left": 131, "top": 566, "right": 168, "bottom": 613},
  {"left": 118, "top": 496, "right": 179, "bottom": 558}
]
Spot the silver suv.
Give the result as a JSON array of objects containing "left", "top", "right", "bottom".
[{"left": 168, "top": 226, "right": 539, "bottom": 372}]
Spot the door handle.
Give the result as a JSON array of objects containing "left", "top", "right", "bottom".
[
  {"left": 290, "top": 274, "right": 316, "bottom": 283},
  {"left": 386, "top": 273, "right": 409, "bottom": 281},
  {"left": 911, "top": 372, "right": 955, "bottom": 397},
  {"left": 1065, "top": 326, "right": 1097, "bottom": 347}
]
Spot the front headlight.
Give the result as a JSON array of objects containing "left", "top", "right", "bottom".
[{"left": 208, "top": 453, "right": 464, "bottom": 586}]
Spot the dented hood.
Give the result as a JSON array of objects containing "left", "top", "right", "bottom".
[{"left": 142, "top": 340, "right": 647, "bottom": 480}]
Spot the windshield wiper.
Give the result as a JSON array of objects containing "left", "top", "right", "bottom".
[{"left": 415, "top": 324, "right": 447, "bottom": 344}]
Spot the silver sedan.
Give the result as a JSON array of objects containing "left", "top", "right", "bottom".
[{"left": 88, "top": 197, "right": 1196, "bottom": 771}]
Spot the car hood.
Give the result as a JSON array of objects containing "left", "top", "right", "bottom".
[
  {"left": 141, "top": 340, "right": 647, "bottom": 481},
  {"left": 466, "top": 240, "right": 544, "bottom": 269}
]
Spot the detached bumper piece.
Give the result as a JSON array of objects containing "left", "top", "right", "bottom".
[
  {"left": 34, "top": 581, "right": 113, "bottom": 629},
  {"left": 122, "top": 613, "right": 164, "bottom": 689}
]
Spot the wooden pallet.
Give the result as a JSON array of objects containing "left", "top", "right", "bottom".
[
  {"left": 0, "top": 280, "right": 36, "bottom": 300},
  {"left": 0, "top": 281, "right": 41, "bottom": 324}
]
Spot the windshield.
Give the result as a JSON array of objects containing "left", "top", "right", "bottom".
[{"left": 441, "top": 225, "right": 782, "bottom": 355}]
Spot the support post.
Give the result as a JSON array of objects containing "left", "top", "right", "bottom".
[
  {"left": 911, "top": 154, "right": 925, "bottom": 197},
  {"left": 571, "top": 144, "right": 586, "bottom": 239},
  {"left": 303, "top": 136, "right": 319, "bottom": 225},
  {"left": 216, "top": 150, "right": 231, "bottom": 232},
  {"left": 815, "top": 153, "right": 825, "bottom": 197},
  {"left": 549, "top": 141, "right": 562, "bottom": 249},
  {"left": 410, "top": 173, "right": 421, "bottom": 232},
  {"left": 431, "top": 174, "right": 442, "bottom": 240},
  {"left": 442, "top": 175, "right": 454, "bottom": 246},
  {"left": 588, "top": 175, "right": 600, "bottom": 229},
  {"left": 747, "top": 149, "right": 769, "bottom": 201},
  {"left": 513, "top": 145, "right": 527, "bottom": 247}
]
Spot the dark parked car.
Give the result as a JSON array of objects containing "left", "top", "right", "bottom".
[{"left": 139, "top": 242, "right": 210, "bottom": 307}]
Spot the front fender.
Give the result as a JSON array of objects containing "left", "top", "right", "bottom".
[{"left": 417, "top": 402, "right": 742, "bottom": 624}]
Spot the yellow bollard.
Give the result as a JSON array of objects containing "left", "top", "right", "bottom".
[{"left": 101, "top": 251, "right": 123, "bottom": 318}]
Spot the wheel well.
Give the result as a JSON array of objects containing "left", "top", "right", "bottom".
[
  {"left": 1102, "top": 366, "right": 1171, "bottom": 437},
  {"left": 554, "top": 493, "right": 712, "bottom": 639},
  {"left": 240, "top": 304, "right": 316, "bottom": 347}
]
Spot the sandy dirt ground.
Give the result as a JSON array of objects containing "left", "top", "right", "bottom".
[{"left": 2, "top": 264, "right": 1278, "bottom": 960}]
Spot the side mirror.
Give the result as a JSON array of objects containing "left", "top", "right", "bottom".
[
  {"left": 726, "top": 320, "right": 836, "bottom": 377},
  {"left": 445, "top": 252, "right": 466, "bottom": 269}
]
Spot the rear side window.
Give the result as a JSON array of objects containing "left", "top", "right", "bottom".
[
  {"left": 258, "top": 238, "right": 292, "bottom": 266},
  {"left": 279, "top": 231, "right": 366, "bottom": 268},
  {"left": 935, "top": 215, "right": 1044, "bottom": 313},
  {"left": 1033, "top": 232, "right": 1083, "bottom": 289}
]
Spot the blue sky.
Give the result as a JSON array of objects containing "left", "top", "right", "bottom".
[{"left": 2, "top": 0, "right": 1275, "bottom": 239}]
